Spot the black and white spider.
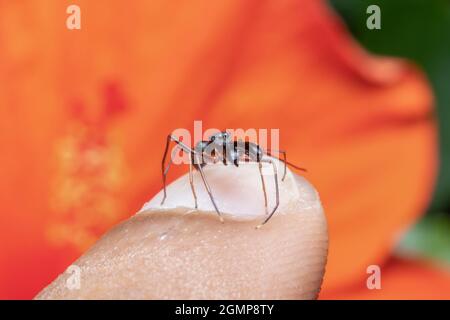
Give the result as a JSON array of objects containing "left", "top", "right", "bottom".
[{"left": 161, "top": 131, "right": 306, "bottom": 227}]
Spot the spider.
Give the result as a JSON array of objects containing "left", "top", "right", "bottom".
[{"left": 161, "top": 131, "right": 306, "bottom": 227}]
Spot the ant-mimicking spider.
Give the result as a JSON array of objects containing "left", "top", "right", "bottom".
[{"left": 161, "top": 131, "right": 306, "bottom": 227}]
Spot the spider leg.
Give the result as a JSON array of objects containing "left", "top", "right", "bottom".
[
  {"left": 194, "top": 153, "right": 224, "bottom": 223},
  {"left": 258, "top": 161, "right": 269, "bottom": 215},
  {"left": 188, "top": 157, "right": 198, "bottom": 209},
  {"left": 266, "top": 149, "right": 287, "bottom": 181},
  {"left": 256, "top": 158, "right": 279, "bottom": 228},
  {"left": 266, "top": 149, "right": 306, "bottom": 181},
  {"left": 161, "top": 134, "right": 198, "bottom": 205},
  {"left": 162, "top": 145, "right": 198, "bottom": 208},
  {"left": 163, "top": 144, "right": 180, "bottom": 176}
]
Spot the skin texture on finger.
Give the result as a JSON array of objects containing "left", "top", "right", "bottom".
[{"left": 36, "top": 162, "right": 328, "bottom": 299}]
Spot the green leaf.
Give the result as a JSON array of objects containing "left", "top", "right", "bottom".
[{"left": 396, "top": 213, "right": 450, "bottom": 264}]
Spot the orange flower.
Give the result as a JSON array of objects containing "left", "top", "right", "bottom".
[
  {"left": 321, "top": 258, "right": 450, "bottom": 299},
  {"left": 0, "top": 0, "right": 447, "bottom": 299}
]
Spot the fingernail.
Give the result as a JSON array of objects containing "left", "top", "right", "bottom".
[{"left": 141, "top": 159, "right": 322, "bottom": 222}]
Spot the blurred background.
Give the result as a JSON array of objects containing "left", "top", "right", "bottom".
[
  {"left": 330, "top": 0, "right": 450, "bottom": 270},
  {"left": 0, "top": 0, "right": 449, "bottom": 299}
]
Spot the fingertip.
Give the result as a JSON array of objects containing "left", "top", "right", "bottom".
[{"left": 36, "top": 161, "right": 328, "bottom": 300}]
